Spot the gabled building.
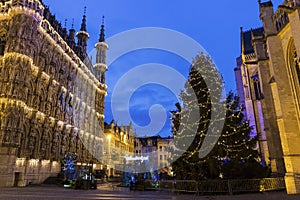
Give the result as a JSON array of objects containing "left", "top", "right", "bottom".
[
  {"left": 134, "top": 135, "right": 173, "bottom": 175},
  {"left": 103, "top": 120, "right": 135, "bottom": 176}
]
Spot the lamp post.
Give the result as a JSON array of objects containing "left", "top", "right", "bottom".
[{"left": 106, "top": 134, "right": 112, "bottom": 176}]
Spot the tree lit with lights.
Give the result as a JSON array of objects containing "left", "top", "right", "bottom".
[{"left": 170, "top": 53, "right": 269, "bottom": 180}]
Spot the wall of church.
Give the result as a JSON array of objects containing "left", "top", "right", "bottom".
[
  {"left": 259, "top": 1, "right": 300, "bottom": 194},
  {"left": 235, "top": 31, "right": 271, "bottom": 169}
]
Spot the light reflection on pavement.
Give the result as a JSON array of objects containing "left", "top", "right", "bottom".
[{"left": 0, "top": 184, "right": 299, "bottom": 200}]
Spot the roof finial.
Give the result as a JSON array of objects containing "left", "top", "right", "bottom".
[
  {"left": 102, "top": 16, "right": 105, "bottom": 26},
  {"left": 71, "top": 18, "right": 74, "bottom": 29},
  {"left": 84, "top": 6, "right": 87, "bottom": 16},
  {"left": 64, "top": 19, "right": 67, "bottom": 28},
  {"left": 99, "top": 16, "right": 105, "bottom": 42},
  {"left": 240, "top": 27, "right": 244, "bottom": 54}
]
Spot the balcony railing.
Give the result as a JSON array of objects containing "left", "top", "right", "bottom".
[{"left": 243, "top": 53, "right": 257, "bottom": 62}]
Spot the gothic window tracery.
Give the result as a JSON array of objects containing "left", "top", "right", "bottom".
[
  {"left": 287, "top": 39, "right": 300, "bottom": 86},
  {"left": 293, "top": 49, "right": 300, "bottom": 85},
  {"left": 251, "top": 74, "right": 263, "bottom": 100},
  {"left": 287, "top": 38, "right": 300, "bottom": 110}
]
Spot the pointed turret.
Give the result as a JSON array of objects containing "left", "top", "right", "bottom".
[
  {"left": 62, "top": 19, "right": 68, "bottom": 41},
  {"left": 129, "top": 122, "right": 133, "bottom": 135},
  {"left": 67, "top": 18, "right": 76, "bottom": 50},
  {"left": 76, "top": 6, "right": 89, "bottom": 61},
  {"left": 240, "top": 27, "right": 244, "bottom": 54},
  {"left": 80, "top": 8, "right": 87, "bottom": 32},
  {"left": 94, "top": 16, "right": 108, "bottom": 84},
  {"left": 259, "top": 1, "right": 277, "bottom": 36},
  {"left": 110, "top": 120, "right": 115, "bottom": 129}
]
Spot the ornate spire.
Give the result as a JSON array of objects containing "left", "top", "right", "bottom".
[
  {"left": 64, "top": 19, "right": 67, "bottom": 29},
  {"left": 99, "top": 16, "right": 105, "bottom": 42},
  {"left": 68, "top": 18, "right": 76, "bottom": 49},
  {"left": 94, "top": 15, "right": 108, "bottom": 82},
  {"left": 80, "top": 6, "right": 87, "bottom": 32},
  {"left": 240, "top": 27, "right": 243, "bottom": 54},
  {"left": 71, "top": 18, "right": 74, "bottom": 30},
  {"left": 76, "top": 7, "right": 89, "bottom": 61}
]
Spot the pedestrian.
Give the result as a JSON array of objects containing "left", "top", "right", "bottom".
[{"left": 129, "top": 180, "right": 133, "bottom": 191}]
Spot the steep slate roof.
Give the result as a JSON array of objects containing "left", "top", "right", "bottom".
[
  {"left": 259, "top": 1, "right": 273, "bottom": 8},
  {"left": 242, "top": 27, "right": 264, "bottom": 55}
]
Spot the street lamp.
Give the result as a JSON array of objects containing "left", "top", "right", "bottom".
[{"left": 106, "top": 134, "right": 112, "bottom": 176}]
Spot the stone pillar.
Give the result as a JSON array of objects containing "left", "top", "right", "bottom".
[
  {"left": 257, "top": 60, "right": 285, "bottom": 176},
  {"left": 266, "top": 35, "right": 300, "bottom": 194},
  {"left": 288, "top": 7, "right": 300, "bottom": 57}
]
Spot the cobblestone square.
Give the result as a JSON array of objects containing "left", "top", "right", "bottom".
[{"left": 0, "top": 185, "right": 299, "bottom": 200}]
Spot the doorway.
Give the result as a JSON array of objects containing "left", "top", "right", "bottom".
[{"left": 14, "top": 172, "right": 20, "bottom": 187}]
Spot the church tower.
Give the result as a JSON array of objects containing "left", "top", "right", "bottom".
[
  {"left": 76, "top": 7, "right": 89, "bottom": 61},
  {"left": 94, "top": 16, "right": 108, "bottom": 84}
]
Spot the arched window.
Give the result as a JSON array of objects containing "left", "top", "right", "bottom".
[
  {"left": 251, "top": 73, "right": 263, "bottom": 100},
  {"left": 287, "top": 38, "right": 300, "bottom": 109},
  {"left": 287, "top": 38, "right": 300, "bottom": 85}
]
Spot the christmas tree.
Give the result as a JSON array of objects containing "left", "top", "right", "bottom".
[
  {"left": 170, "top": 53, "right": 268, "bottom": 180},
  {"left": 215, "top": 92, "right": 269, "bottom": 179}
]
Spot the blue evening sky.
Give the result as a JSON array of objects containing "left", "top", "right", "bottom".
[{"left": 43, "top": 0, "right": 282, "bottom": 137}]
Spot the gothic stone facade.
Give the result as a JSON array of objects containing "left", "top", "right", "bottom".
[
  {"left": 0, "top": 0, "right": 106, "bottom": 187},
  {"left": 236, "top": 0, "right": 300, "bottom": 194},
  {"left": 258, "top": 0, "right": 300, "bottom": 194},
  {"left": 235, "top": 27, "right": 285, "bottom": 177}
]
